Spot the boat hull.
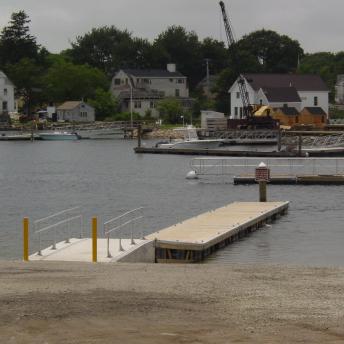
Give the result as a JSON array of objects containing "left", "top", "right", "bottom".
[{"left": 39, "top": 133, "right": 79, "bottom": 141}]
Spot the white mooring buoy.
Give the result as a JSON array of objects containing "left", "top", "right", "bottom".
[{"left": 186, "top": 170, "right": 198, "bottom": 180}]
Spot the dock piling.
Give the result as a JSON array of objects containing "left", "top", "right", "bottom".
[
  {"left": 23, "top": 218, "right": 29, "bottom": 262},
  {"left": 259, "top": 181, "right": 267, "bottom": 202}
]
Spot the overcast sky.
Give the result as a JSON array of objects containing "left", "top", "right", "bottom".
[{"left": 0, "top": 0, "right": 343, "bottom": 54}]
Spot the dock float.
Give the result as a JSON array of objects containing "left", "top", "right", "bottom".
[
  {"left": 234, "top": 175, "right": 344, "bottom": 185},
  {"left": 147, "top": 201, "right": 289, "bottom": 263},
  {"left": 134, "top": 147, "right": 299, "bottom": 157},
  {"left": 29, "top": 202, "right": 288, "bottom": 264}
]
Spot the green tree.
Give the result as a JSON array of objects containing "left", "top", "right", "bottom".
[
  {"left": 5, "top": 58, "right": 45, "bottom": 114},
  {"left": 236, "top": 29, "right": 304, "bottom": 73},
  {"left": 66, "top": 26, "right": 157, "bottom": 76},
  {"left": 42, "top": 56, "right": 108, "bottom": 102},
  {"left": 157, "top": 98, "right": 184, "bottom": 124},
  {"left": 88, "top": 88, "right": 118, "bottom": 120},
  {"left": 153, "top": 26, "right": 202, "bottom": 88},
  {"left": 0, "top": 11, "right": 41, "bottom": 66}
]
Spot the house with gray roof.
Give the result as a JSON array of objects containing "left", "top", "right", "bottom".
[
  {"left": 0, "top": 70, "right": 16, "bottom": 116},
  {"left": 229, "top": 74, "right": 329, "bottom": 119},
  {"left": 56, "top": 101, "right": 95, "bottom": 122},
  {"left": 110, "top": 64, "right": 191, "bottom": 117}
]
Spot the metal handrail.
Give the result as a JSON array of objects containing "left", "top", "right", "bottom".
[
  {"left": 34, "top": 208, "right": 83, "bottom": 256},
  {"left": 103, "top": 207, "right": 144, "bottom": 258},
  {"left": 34, "top": 206, "right": 80, "bottom": 226},
  {"left": 104, "top": 207, "right": 144, "bottom": 227}
]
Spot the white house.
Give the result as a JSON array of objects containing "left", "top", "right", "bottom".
[
  {"left": 0, "top": 70, "right": 16, "bottom": 115},
  {"left": 335, "top": 75, "right": 344, "bottom": 104},
  {"left": 229, "top": 74, "right": 329, "bottom": 119},
  {"left": 56, "top": 101, "right": 95, "bottom": 122},
  {"left": 110, "top": 64, "right": 192, "bottom": 117}
]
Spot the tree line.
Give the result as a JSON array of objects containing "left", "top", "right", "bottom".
[{"left": 0, "top": 10, "right": 343, "bottom": 120}]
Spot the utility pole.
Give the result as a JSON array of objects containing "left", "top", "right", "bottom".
[{"left": 204, "top": 58, "right": 211, "bottom": 97}]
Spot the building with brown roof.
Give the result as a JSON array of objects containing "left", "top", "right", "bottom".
[
  {"left": 56, "top": 101, "right": 95, "bottom": 122},
  {"left": 299, "top": 107, "right": 327, "bottom": 129}
]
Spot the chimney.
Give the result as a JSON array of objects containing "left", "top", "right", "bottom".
[{"left": 167, "top": 63, "right": 176, "bottom": 73}]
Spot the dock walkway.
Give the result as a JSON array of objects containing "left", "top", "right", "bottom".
[
  {"left": 30, "top": 202, "right": 289, "bottom": 264},
  {"left": 147, "top": 201, "right": 289, "bottom": 263}
]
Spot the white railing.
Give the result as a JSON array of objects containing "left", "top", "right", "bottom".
[
  {"left": 34, "top": 207, "right": 83, "bottom": 255},
  {"left": 190, "top": 157, "right": 344, "bottom": 178},
  {"left": 103, "top": 207, "right": 144, "bottom": 258}
]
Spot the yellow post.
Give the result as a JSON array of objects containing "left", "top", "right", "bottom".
[
  {"left": 92, "top": 217, "right": 97, "bottom": 263},
  {"left": 23, "top": 218, "right": 29, "bottom": 261}
]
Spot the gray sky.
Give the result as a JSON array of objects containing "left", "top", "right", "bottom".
[{"left": 0, "top": 0, "right": 343, "bottom": 54}]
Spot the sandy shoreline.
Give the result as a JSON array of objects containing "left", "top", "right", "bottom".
[{"left": 1, "top": 261, "right": 344, "bottom": 343}]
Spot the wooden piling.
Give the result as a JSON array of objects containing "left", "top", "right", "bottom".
[{"left": 259, "top": 181, "right": 267, "bottom": 202}]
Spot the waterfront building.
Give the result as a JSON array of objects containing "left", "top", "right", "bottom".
[
  {"left": 0, "top": 70, "right": 16, "bottom": 115},
  {"left": 229, "top": 74, "right": 329, "bottom": 119},
  {"left": 56, "top": 101, "right": 95, "bottom": 122},
  {"left": 110, "top": 64, "right": 193, "bottom": 117}
]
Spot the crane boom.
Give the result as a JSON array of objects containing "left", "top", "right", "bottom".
[{"left": 219, "top": 1, "right": 252, "bottom": 118}]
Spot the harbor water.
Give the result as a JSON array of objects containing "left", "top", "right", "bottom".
[{"left": 0, "top": 139, "right": 343, "bottom": 265}]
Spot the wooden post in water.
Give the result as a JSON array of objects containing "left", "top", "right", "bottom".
[
  {"left": 137, "top": 123, "right": 142, "bottom": 148},
  {"left": 255, "top": 162, "right": 270, "bottom": 203},
  {"left": 277, "top": 129, "right": 282, "bottom": 152},
  {"left": 259, "top": 181, "right": 267, "bottom": 202},
  {"left": 298, "top": 135, "right": 302, "bottom": 157}
]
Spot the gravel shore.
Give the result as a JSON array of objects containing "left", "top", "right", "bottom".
[{"left": 1, "top": 261, "right": 344, "bottom": 343}]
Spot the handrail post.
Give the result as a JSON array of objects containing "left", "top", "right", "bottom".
[
  {"left": 52, "top": 227, "right": 56, "bottom": 250},
  {"left": 92, "top": 217, "right": 98, "bottom": 263},
  {"left": 130, "top": 222, "right": 135, "bottom": 245},
  {"left": 107, "top": 234, "right": 112, "bottom": 258},
  {"left": 23, "top": 218, "right": 29, "bottom": 261},
  {"left": 119, "top": 237, "right": 124, "bottom": 251}
]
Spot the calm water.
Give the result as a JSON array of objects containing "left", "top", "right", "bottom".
[{"left": 0, "top": 139, "right": 343, "bottom": 265}]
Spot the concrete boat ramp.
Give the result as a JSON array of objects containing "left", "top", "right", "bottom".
[{"left": 30, "top": 201, "right": 289, "bottom": 264}]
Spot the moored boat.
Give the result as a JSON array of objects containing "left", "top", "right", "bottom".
[{"left": 39, "top": 132, "right": 80, "bottom": 141}]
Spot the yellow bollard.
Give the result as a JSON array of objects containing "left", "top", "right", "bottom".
[
  {"left": 92, "top": 217, "right": 97, "bottom": 263},
  {"left": 23, "top": 218, "right": 29, "bottom": 261}
]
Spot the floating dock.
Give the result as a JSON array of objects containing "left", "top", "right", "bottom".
[
  {"left": 146, "top": 201, "right": 289, "bottom": 263},
  {"left": 29, "top": 202, "right": 289, "bottom": 264},
  {"left": 134, "top": 147, "right": 299, "bottom": 157},
  {"left": 234, "top": 174, "right": 344, "bottom": 184}
]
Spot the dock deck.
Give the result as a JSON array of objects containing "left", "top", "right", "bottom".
[{"left": 147, "top": 201, "right": 289, "bottom": 263}]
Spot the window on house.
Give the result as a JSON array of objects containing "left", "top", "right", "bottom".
[
  {"left": 260, "top": 99, "right": 263, "bottom": 105},
  {"left": 134, "top": 101, "right": 141, "bottom": 109},
  {"left": 236, "top": 92, "right": 240, "bottom": 99},
  {"left": 177, "top": 79, "right": 184, "bottom": 84},
  {"left": 114, "top": 79, "right": 121, "bottom": 85},
  {"left": 4, "top": 88, "right": 7, "bottom": 96},
  {"left": 2, "top": 101, "right": 8, "bottom": 111},
  {"left": 170, "top": 78, "right": 173, "bottom": 83},
  {"left": 175, "top": 89, "right": 180, "bottom": 97},
  {"left": 314, "top": 96, "right": 318, "bottom": 106},
  {"left": 143, "top": 79, "right": 150, "bottom": 84}
]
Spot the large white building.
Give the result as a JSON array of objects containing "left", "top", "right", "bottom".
[
  {"left": 0, "top": 70, "right": 16, "bottom": 115},
  {"left": 229, "top": 74, "right": 329, "bottom": 119},
  {"left": 110, "top": 64, "right": 192, "bottom": 117}
]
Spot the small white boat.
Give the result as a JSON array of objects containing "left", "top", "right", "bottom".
[
  {"left": 39, "top": 131, "right": 80, "bottom": 141},
  {"left": 156, "top": 127, "right": 223, "bottom": 149}
]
